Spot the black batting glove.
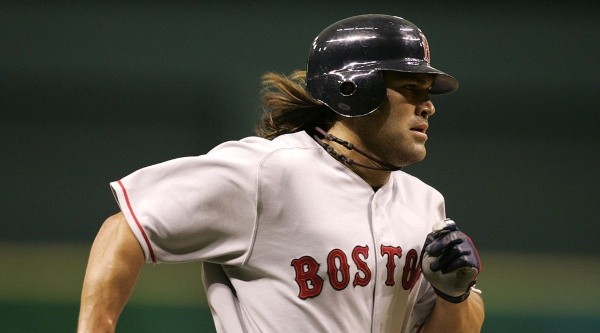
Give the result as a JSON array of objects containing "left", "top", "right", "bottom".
[{"left": 420, "top": 219, "right": 481, "bottom": 303}]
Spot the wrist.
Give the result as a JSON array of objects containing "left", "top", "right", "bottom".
[
  {"left": 433, "top": 281, "right": 479, "bottom": 304},
  {"left": 433, "top": 287, "right": 470, "bottom": 303}
]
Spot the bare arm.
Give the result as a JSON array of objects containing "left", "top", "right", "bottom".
[
  {"left": 421, "top": 292, "right": 484, "bottom": 332},
  {"left": 78, "top": 212, "right": 145, "bottom": 332}
]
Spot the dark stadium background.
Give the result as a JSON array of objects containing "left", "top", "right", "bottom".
[{"left": 1, "top": 2, "right": 598, "bottom": 332}]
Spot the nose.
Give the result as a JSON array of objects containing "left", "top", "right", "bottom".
[{"left": 417, "top": 100, "right": 435, "bottom": 119}]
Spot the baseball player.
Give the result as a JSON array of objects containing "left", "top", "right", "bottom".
[{"left": 78, "top": 14, "right": 483, "bottom": 332}]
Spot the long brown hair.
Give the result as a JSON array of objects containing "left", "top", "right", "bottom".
[{"left": 255, "top": 70, "right": 336, "bottom": 140}]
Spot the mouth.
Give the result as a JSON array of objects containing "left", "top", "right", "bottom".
[{"left": 410, "top": 123, "right": 428, "bottom": 134}]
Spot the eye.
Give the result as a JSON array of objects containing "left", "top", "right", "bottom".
[
  {"left": 401, "top": 83, "right": 430, "bottom": 94},
  {"left": 408, "top": 82, "right": 435, "bottom": 94}
]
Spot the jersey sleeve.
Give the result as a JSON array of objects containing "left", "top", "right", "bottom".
[
  {"left": 405, "top": 277, "right": 437, "bottom": 331},
  {"left": 110, "top": 138, "right": 267, "bottom": 265}
]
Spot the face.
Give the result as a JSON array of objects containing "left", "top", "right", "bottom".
[{"left": 342, "top": 72, "right": 436, "bottom": 167}]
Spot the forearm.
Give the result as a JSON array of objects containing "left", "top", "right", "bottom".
[
  {"left": 421, "top": 292, "right": 484, "bottom": 333},
  {"left": 78, "top": 213, "right": 145, "bottom": 332}
]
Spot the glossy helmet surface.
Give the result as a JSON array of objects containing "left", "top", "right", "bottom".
[{"left": 306, "top": 14, "right": 459, "bottom": 117}]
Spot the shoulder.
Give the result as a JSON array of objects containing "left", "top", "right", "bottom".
[
  {"left": 210, "top": 131, "right": 317, "bottom": 155},
  {"left": 208, "top": 131, "right": 321, "bottom": 167},
  {"left": 123, "top": 132, "right": 319, "bottom": 187}
]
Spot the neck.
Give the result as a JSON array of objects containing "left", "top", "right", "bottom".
[
  {"left": 349, "top": 160, "right": 391, "bottom": 189},
  {"left": 317, "top": 124, "right": 395, "bottom": 189}
]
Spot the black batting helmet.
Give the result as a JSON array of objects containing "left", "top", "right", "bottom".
[{"left": 306, "top": 14, "right": 459, "bottom": 117}]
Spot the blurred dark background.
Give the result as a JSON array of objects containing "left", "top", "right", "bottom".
[
  {"left": 1, "top": 2, "right": 599, "bottom": 332},
  {"left": 2, "top": 1, "right": 598, "bottom": 254}
]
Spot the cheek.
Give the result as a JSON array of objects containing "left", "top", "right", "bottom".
[
  {"left": 353, "top": 106, "right": 390, "bottom": 134},
  {"left": 383, "top": 107, "right": 412, "bottom": 133}
]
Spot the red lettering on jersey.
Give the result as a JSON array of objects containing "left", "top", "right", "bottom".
[
  {"left": 291, "top": 256, "right": 324, "bottom": 299},
  {"left": 381, "top": 245, "right": 402, "bottom": 286},
  {"left": 352, "top": 245, "right": 371, "bottom": 287},
  {"left": 327, "top": 249, "right": 350, "bottom": 290},
  {"left": 402, "top": 249, "right": 422, "bottom": 290},
  {"left": 293, "top": 244, "right": 421, "bottom": 300}
]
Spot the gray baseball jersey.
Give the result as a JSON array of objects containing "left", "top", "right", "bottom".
[{"left": 110, "top": 131, "right": 444, "bottom": 332}]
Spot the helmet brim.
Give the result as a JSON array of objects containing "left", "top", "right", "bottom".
[{"left": 376, "top": 61, "right": 459, "bottom": 95}]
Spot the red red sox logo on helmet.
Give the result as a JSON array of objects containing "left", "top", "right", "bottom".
[
  {"left": 419, "top": 32, "right": 431, "bottom": 64},
  {"left": 291, "top": 244, "right": 422, "bottom": 299}
]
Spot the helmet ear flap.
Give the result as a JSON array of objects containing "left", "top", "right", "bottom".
[{"left": 308, "top": 71, "right": 387, "bottom": 117}]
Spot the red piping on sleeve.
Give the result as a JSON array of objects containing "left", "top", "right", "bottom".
[{"left": 117, "top": 180, "right": 156, "bottom": 263}]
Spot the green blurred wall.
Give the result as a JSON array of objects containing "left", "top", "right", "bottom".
[
  {"left": 1, "top": 2, "right": 599, "bottom": 332},
  {"left": 1, "top": 2, "right": 599, "bottom": 256}
]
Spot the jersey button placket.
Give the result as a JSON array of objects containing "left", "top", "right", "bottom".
[{"left": 370, "top": 191, "right": 386, "bottom": 332}]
